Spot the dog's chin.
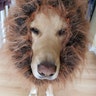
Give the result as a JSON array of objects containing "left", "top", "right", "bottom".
[
  {"left": 32, "top": 68, "right": 59, "bottom": 81},
  {"left": 34, "top": 75, "right": 57, "bottom": 80}
]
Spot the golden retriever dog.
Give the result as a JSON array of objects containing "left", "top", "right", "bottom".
[{"left": 0, "top": 0, "right": 89, "bottom": 96}]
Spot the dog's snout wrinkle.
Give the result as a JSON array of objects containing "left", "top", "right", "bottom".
[{"left": 38, "top": 61, "right": 57, "bottom": 77}]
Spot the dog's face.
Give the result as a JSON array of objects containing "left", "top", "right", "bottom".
[
  {"left": 30, "top": 11, "right": 68, "bottom": 80},
  {"left": 6, "top": 0, "right": 88, "bottom": 85}
]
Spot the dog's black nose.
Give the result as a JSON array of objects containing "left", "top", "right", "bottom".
[{"left": 38, "top": 61, "right": 57, "bottom": 77}]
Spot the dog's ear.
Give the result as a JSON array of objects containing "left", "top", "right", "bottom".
[{"left": 14, "top": 0, "right": 42, "bottom": 16}]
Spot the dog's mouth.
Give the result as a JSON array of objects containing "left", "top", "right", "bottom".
[{"left": 31, "top": 61, "right": 60, "bottom": 80}]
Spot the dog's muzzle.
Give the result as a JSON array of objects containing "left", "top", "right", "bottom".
[{"left": 31, "top": 36, "right": 60, "bottom": 80}]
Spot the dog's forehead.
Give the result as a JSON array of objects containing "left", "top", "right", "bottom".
[{"left": 30, "top": 12, "right": 67, "bottom": 32}]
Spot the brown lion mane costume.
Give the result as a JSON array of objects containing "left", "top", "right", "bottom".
[{"left": 0, "top": 0, "right": 89, "bottom": 95}]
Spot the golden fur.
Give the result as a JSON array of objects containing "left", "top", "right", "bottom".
[{"left": 0, "top": 0, "right": 89, "bottom": 95}]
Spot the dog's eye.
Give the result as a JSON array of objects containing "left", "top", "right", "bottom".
[
  {"left": 57, "top": 29, "right": 66, "bottom": 36},
  {"left": 30, "top": 27, "right": 39, "bottom": 35}
]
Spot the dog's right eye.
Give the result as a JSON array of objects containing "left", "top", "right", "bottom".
[{"left": 30, "top": 27, "right": 39, "bottom": 35}]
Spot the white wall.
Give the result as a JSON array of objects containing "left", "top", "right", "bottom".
[{"left": 89, "top": 7, "right": 96, "bottom": 54}]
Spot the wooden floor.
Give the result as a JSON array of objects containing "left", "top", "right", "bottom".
[{"left": 0, "top": 51, "right": 96, "bottom": 96}]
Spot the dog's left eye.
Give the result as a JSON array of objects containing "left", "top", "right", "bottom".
[
  {"left": 57, "top": 29, "right": 66, "bottom": 36},
  {"left": 30, "top": 27, "right": 39, "bottom": 35}
]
